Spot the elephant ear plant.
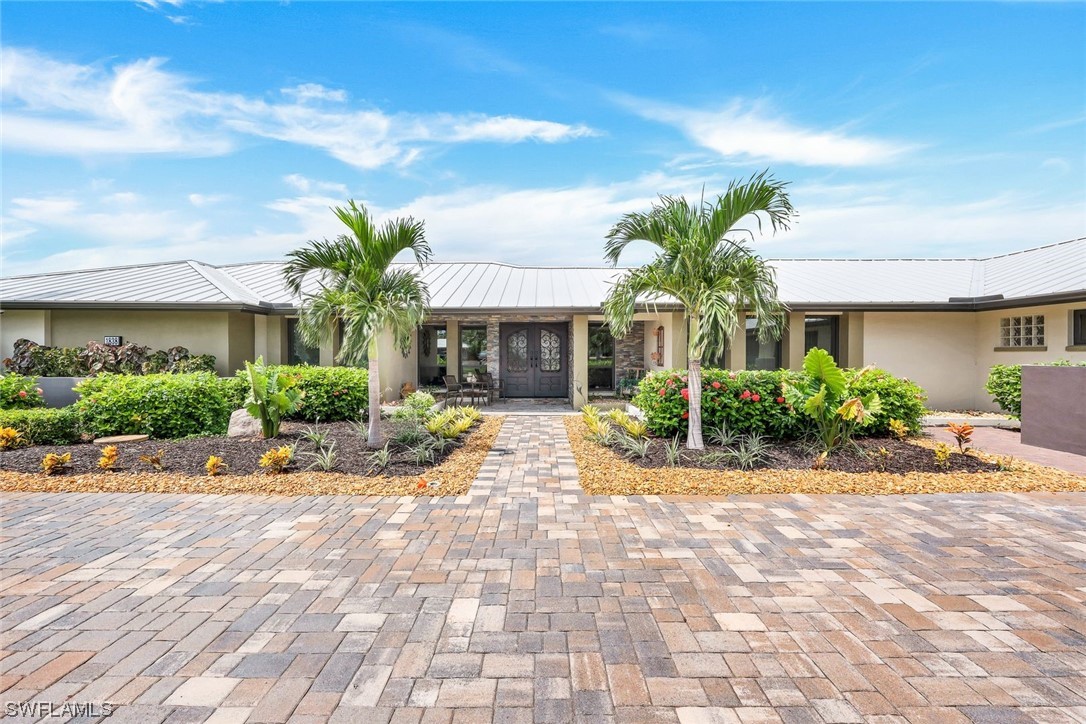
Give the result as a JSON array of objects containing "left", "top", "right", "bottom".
[
  {"left": 244, "top": 356, "right": 305, "bottom": 438},
  {"left": 783, "top": 348, "right": 882, "bottom": 454}
]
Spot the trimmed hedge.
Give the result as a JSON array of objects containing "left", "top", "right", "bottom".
[
  {"left": 75, "top": 373, "right": 235, "bottom": 439},
  {"left": 226, "top": 365, "right": 369, "bottom": 422},
  {"left": 986, "top": 360, "right": 1086, "bottom": 419},
  {"left": 0, "top": 407, "right": 82, "bottom": 445},
  {"left": 271, "top": 365, "right": 369, "bottom": 422},
  {"left": 0, "top": 373, "right": 46, "bottom": 410},
  {"left": 633, "top": 366, "right": 927, "bottom": 439}
]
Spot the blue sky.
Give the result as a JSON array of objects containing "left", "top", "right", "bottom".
[{"left": 2, "top": 1, "right": 1084, "bottom": 275}]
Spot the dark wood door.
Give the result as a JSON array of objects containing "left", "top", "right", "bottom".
[{"left": 500, "top": 324, "right": 568, "bottom": 397}]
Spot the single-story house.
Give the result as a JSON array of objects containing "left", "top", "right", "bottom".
[{"left": 2, "top": 238, "right": 1083, "bottom": 411}]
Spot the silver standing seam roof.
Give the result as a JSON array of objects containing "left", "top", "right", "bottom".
[{"left": 1, "top": 238, "right": 1083, "bottom": 313}]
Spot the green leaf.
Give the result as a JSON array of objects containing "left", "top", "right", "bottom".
[
  {"left": 803, "top": 384, "right": 827, "bottom": 417},
  {"left": 802, "top": 348, "right": 846, "bottom": 396}
]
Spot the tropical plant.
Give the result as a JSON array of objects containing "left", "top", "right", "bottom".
[
  {"left": 618, "top": 434, "right": 651, "bottom": 459},
  {"left": 947, "top": 422, "right": 974, "bottom": 453},
  {"left": 97, "top": 445, "right": 119, "bottom": 471},
  {"left": 410, "top": 440, "right": 436, "bottom": 466},
  {"left": 0, "top": 426, "right": 24, "bottom": 449},
  {"left": 602, "top": 172, "right": 795, "bottom": 449},
  {"left": 707, "top": 423, "right": 738, "bottom": 447},
  {"left": 870, "top": 446, "right": 893, "bottom": 472},
  {"left": 933, "top": 442, "right": 953, "bottom": 470},
  {"left": 243, "top": 357, "right": 305, "bottom": 439},
  {"left": 664, "top": 436, "right": 682, "bottom": 467},
  {"left": 139, "top": 449, "right": 165, "bottom": 471},
  {"left": 368, "top": 443, "right": 392, "bottom": 471},
  {"left": 206, "top": 455, "right": 228, "bottom": 476},
  {"left": 300, "top": 422, "right": 330, "bottom": 449},
  {"left": 888, "top": 418, "right": 909, "bottom": 442},
  {"left": 304, "top": 442, "right": 338, "bottom": 472},
  {"left": 259, "top": 446, "right": 294, "bottom": 474},
  {"left": 283, "top": 200, "right": 432, "bottom": 448},
  {"left": 782, "top": 348, "right": 882, "bottom": 453},
  {"left": 41, "top": 452, "right": 71, "bottom": 475},
  {"left": 0, "top": 408, "right": 82, "bottom": 446}
]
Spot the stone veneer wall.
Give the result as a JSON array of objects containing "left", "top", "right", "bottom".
[{"left": 614, "top": 321, "right": 646, "bottom": 376}]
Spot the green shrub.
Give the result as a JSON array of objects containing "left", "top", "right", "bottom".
[
  {"left": 4, "top": 338, "right": 217, "bottom": 377},
  {"left": 0, "top": 407, "right": 82, "bottom": 445},
  {"left": 0, "top": 374, "right": 46, "bottom": 410},
  {"left": 986, "top": 360, "right": 1086, "bottom": 419},
  {"left": 403, "top": 391, "right": 436, "bottom": 415},
  {"left": 844, "top": 367, "right": 926, "bottom": 434},
  {"left": 633, "top": 364, "right": 926, "bottom": 441},
  {"left": 633, "top": 368, "right": 803, "bottom": 440},
  {"left": 75, "top": 373, "right": 235, "bottom": 439},
  {"left": 4, "top": 339, "right": 82, "bottom": 377},
  {"left": 230, "top": 365, "right": 369, "bottom": 422}
]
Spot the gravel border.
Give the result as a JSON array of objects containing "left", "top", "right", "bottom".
[
  {"left": 0, "top": 416, "right": 504, "bottom": 498},
  {"left": 564, "top": 417, "right": 1086, "bottom": 496}
]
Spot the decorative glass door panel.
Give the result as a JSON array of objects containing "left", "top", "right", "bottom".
[{"left": 499, "top": 324, "right": 568, "bottom": 397}]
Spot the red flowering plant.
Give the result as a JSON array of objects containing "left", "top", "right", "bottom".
[
  {"left": 0, "top": 373, "right": 46, "bottom": 410},
  {"left": 633, "top": 368, "right": 802, "bottom": 440}
]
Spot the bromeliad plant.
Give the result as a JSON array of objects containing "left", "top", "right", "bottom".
[
  {"left": 782, "top": 348, "right": 882, "bottom": 454},
  {"left": 243, "top": 356, "right": 305, "bottom": 439}
]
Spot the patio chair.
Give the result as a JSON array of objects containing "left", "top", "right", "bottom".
[
  {"left": 478, "top": 372, "right": 503, "bottom": 405},
  {"left": 443, "top": 375, "right": 464, "bottom": 406}
]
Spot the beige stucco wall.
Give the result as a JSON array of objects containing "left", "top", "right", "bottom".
[
  {"left": 972, "top": 301, "right": 1086, "bottom": 411},
  {"left": 861, "top": 311, "right": 978, "bottom": 410},
  {"left": 48, "top": 309, "right": 236, "bottom": 375},
  {"left": 0, "top": 310, "right": 52, "bottom": 360},
  {"left": 375, "top": 327, "right": 418, "bottom": 402}
]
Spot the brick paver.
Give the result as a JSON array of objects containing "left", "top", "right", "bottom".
[{"left": 2, "top": 415, "right": 1086, "bottom": 722}]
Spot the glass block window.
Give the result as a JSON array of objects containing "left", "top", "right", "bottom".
[{"left": 1000, "top": 315, "right": 1045, "bottom": 348}]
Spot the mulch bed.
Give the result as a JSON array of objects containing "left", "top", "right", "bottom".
[
  {"left": 0, "top": 416, "right": 504, "bottom": 497},
  {"left": 627, "top": 435, "right": 997, "bottom": 474},
  {"left": 564, "top": 416, "right": 1086, "bottom": 496}
]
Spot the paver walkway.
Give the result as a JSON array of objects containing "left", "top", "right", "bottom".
[{"left": 2, "top": 416, "right": 1086, "bottom": 723}]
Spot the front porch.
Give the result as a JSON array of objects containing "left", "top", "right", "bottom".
[{"left": 377, "top": 311, "right": 690, "bottom": 409}]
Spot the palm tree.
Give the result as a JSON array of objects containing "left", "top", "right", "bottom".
[
  {"left": 602, "top": 172, "right": 796, "bottom": 449},
  {"left": 283, "top": 200, "right": 432, "bottom": 447}
]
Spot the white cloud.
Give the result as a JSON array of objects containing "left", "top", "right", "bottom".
[
  {"left": 0, "top": 47, "right": 599, "bottom": 168},
  {"left": 280, "top": 83, "right": 348, "bottom": 103},
  {"left": 625, "top": 96, "right": 912, "bottom": 167},
  {"left": 188, "top": 193, "right": 228, "bottom": 207}
]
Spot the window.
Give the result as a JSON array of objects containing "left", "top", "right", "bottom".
[
  {"left": 804, "top": 316, "right": 839, "bottom": 358},
  {"left": 286, "top": 318, "right": 320, "bottom": 365},
  {"left": 999, "top": 315, "right": 1045, "bottom": 348},
  {"left": 588, "top": 323, "right": 615, "bottom": 390},
  {"left": 1073, "top": 310, "right": 1086, "bottom": 346},
  {"left": 745, "top": 317, "right": 781, "bottom": 370},
  {"left": 418, "top": 325, "right": 447, "bottom": 386},
  {"left": 459, "top": 326, "right": 487, "bottom": 379}
]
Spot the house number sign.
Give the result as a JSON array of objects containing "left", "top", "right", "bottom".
[{"left": 103, "top": 336, "right": 123, "bottom": 346}]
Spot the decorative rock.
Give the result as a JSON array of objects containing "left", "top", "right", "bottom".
[
  {"left": 228, "top": 409, "right": 263, "bottom": 438},
  {"left": 93, "top": 434, "right": 150, "bottom": 445}
]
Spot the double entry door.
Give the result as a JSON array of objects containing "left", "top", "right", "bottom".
[{"left": 500, "top": 323, "right": 568, "bottom": 398}]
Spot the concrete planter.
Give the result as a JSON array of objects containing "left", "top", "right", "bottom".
[
  {"left": 36, "top": 377, "right": 87, "bottom": 409},
  {"left": 1021, "top": 365, "right": 1086, "bottom": 456}
]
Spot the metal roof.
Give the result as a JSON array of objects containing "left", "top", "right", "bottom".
[{"left": 2, "top": 238, "right": 1082, "bottom": 312}]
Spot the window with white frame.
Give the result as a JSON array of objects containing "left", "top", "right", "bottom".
[{"left": 999, "top": 315, "right": 1045, "bottom": 348}]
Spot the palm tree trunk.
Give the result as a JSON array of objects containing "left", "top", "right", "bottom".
[
  {"left": 686, "top": 359, "right": 704, "bottom": 450},
  {"left": 367, "top": 339, "right": 384, "bottom": 449}
]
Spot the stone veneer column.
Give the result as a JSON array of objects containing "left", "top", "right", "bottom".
[
  {"left": 614, "top": 322, "right": 646, "bottom": 375},
  {"left": 486, "top": 315, "right": 501, "bottom": 381}
]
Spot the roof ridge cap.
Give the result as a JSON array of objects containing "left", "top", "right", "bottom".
[{"left": 185, "top": 261, "right": 264, "bottom": 304}]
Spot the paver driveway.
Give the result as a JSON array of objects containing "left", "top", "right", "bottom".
[{"left": 2, "top": 416, "right": 1085, "bottom": 723}]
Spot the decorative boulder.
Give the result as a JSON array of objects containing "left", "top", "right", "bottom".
[{"left": 227, "top": 409, "right": 263, "bottom": 438}]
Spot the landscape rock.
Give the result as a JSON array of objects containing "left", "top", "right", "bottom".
[{"left": 228, "top": 409, "right": 263, "bottom": 438}]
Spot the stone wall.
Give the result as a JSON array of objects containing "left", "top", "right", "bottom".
[{"left": 615, "top": 322, "right": 646, "bottom": 376}]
